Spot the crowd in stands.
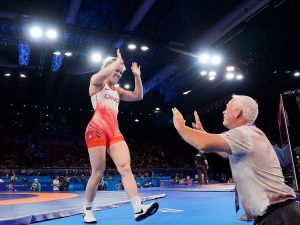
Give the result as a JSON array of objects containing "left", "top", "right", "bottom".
[
  {"left": 0, "top": 132, "right": 192, "bottom": 170},
  {"left": 0, "top": 167, "right": 234, "bottom": 192}
]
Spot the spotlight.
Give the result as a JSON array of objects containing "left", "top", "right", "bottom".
[
  {"left": 91, "top": 53, "right": 102, "bottom": 63},
  {"left": 294, "top": 71, "right": 300, "bottom": 77},
  {"left": 226, "top": 73, "right": 234, "bottom": 80},
  {"left": 141, "top": 46, "right": 149, "bottom": 51},
  {"left": 46, "top": 29, "right": 58, "bottom": 39},
  {"left": 208, "top": 76, "right": 215, "bottom": 81},
  {"left": 20, "top": 74, "right": 27, "bottom": 78},
  {"left": 183, "top": 90, "right": 191, "bottom": 95},
  {"left": 124, "top": 84, "right": 130, "bottom": 89},
  {"left": 226, "top": 66, "right": 235, "bottom": 72},
  {"left": 4, "top": 73, "right": 11, "bottom": 77},
  {"left": 128, "top": 44, "right": 136, "bottom": 50},
  {"left": 65, "top": 52, "right": 72, "bottom": 57},
  {"left": 155, "top": 107, "right": 160, "bottom": 111},
  {"left": 134, "top": 119, "right": 139, "bottom": 122},
  {"left": 29, "top": 26, "right": 43, "bottom": 39},
  {"left": 114, "top": 84, "right": 120, "bottom": 87},
  {"left": 236, "top": 74, "right": 243, "bottom": 80},
  {"left": 200, "top": 71, "right": 207, "bottom": 76},
  {"left": 53, "top": 51, "right": 61, "bottom": 55},
  {"left": 199, "top": 53, "right": 209, "bottom": 64},
  {"left": 211, "top": 55, "right": 222, "bottom": 65}
]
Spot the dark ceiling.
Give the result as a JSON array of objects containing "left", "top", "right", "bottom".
[{"left": 0, "top": 0, "right": 299, "bottom": 142}]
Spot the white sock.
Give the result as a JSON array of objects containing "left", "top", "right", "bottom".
[
  {"left": 130, "top": 196, "right": 142, "bottom": 213},
  {"left": 84, "top": 201, "right": 93, "bottom": 210}
]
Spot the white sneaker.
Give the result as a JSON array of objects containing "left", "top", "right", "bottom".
[
  {"left": 83, "top": 209, "right": 97, "bottom": 223},
  {"left": 134, "top": 202, "right": 159, "bottom": 222}
]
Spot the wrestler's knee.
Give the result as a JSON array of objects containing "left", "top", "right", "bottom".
[
  {"left": 90, "top": 170, "right": 104, "bottom": 181},
  {"left": 117, "top": 162, "right": 132, "bottom": 176}
]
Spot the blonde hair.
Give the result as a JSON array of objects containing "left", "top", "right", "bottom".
[
  {"left": 101, "top": 57, "right": 117, "bottom": 69},
  {"left": 231, "top": 94, "right": 258, "bottom": 123}
]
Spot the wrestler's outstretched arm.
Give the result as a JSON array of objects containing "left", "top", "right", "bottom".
[{"left": 117, "top": 62, "right": 143, "bottom": 101}]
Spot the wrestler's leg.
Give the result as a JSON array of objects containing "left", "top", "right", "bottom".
[
  {"left": 83, "top": 146, "right": 106, "bottom": 223},
  {"left": 108, "top": 141, "right": 137, "bottom": 198},
  {"left": 108, "top": 141, "right": 159, "bottom": 221},
  {"left": 85, "top": 146, "right": 106, "bottom": 202}
]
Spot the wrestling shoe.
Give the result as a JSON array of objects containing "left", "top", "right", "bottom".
[
  {"left": 134, "top": 202, "right": 159, "bottom": 222},
  {"left": 83, "top": 208, "right": 97, "bottom": 223}
]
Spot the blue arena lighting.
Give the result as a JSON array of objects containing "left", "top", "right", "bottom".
[
  {"left": 19, "top": 43, "right": 30, "bottom": 66},
  {"left": 51, "top": 53, "right": 64, "bottom": 72}
]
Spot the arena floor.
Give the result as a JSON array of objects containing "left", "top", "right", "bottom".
[{"left": 0, "top": 183, "right": 257, "bottom": 225}]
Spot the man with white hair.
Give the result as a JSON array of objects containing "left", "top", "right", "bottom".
[
  {"left": 30, "top": 178, "right": 41, "bottom": 192},
  {"left": 172, "top": 95, "right": 300, "bottom": 224}
]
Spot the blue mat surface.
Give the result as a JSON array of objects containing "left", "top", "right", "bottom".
[
  {"left": 39, "top": 190, "right": 251, "bottom": 225},
  {"left": 0, "top": 191, "right": 165, "bottom": 225},
  {"left": 0, "top": 193, "right": 38, "bottom": 200},
  {"left": 3, "top": 188, "right": 298, "bottom": 225}
]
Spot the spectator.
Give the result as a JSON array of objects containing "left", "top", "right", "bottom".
[
  {"left": 193, "top": 174, "right": 200, "bottom": 185},
  {"left": 52, "top": 176, "right": 60, "bottom": 191},
  {"left": 30, "top": 178, "right": 41, "bottom": 192},
  {"left": 22, "top": 176, "right": 28, "bottom": 183},
  {"left": 10, "top": 173, "right": 18, "bottom": 183},
  {"left": 227, "top": 177, "right": 234, "bottom": 183},
  {"left": 143, "top": 181, "right": 152, "bottom": 188},
  {"left": 97, "top": 177, "right": 106, "bottom": 191},
  {"left": 185, "top": 176, "right": 191, "bottom": 186},
  {"left": 80, "top": 174, "right": 86, "bottom": 182},
  {"left": 8, "top": 183, "right": 17, "bottom": 192}
]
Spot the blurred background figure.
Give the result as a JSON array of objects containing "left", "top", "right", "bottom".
[
  {"left": 8, "top": 183, "right": 17, "bottom": 192},
  {"left": 52, "top": 176, "right": 60, "bottom": 191},
  {"left": 30, "top": 178, "right": 41, "bottom": 192},
  {"left": 195, "top": 153, "right": 208, "bottom": 185}
]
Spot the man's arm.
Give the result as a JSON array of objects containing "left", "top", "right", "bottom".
[
  {"left": 172, "top": 108, "right": 232, "bottom": 154},
  {"left": 177, "top": 126, "right": 231, "bottom": 154},
  {"left": 192, "top": 110, "right": 230, "bottom": 158}
]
